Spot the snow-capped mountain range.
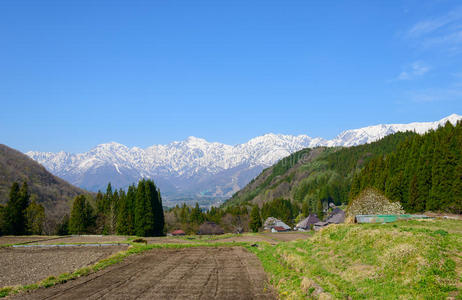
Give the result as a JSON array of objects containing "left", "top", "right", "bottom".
[{"left": 26, "top": 114, "right": 462, "bottom": 206}]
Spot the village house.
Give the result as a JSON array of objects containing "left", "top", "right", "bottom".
[
  {"left": 263, "top": 217, "right": 291, "bottom": 232},
  {"left": 295, "top": 214, "right": 320, "bottom": 231}
]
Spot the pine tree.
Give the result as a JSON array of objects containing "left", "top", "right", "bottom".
[{"left": 249, "top": 205, "right": 262, "bottom": 232}]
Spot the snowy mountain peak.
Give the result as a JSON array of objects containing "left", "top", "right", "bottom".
[{"left": 25, "top": 114, "right": 462, "bottom": 204}]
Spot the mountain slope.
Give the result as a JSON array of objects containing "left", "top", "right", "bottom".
[
  {"left": 0, "top": 144, "right": 87, "bottom": 219},
  {"left": 26, "top": 114, "right": 462, "bottom": 205},
  {"left": 225, "top": 131, "right": 418, "bottom": 209}
]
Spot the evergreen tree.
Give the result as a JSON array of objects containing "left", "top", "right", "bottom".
[
  {"left": 69, "top": 195, "right": 94, "bottom": 234},
  {"left": 25, "top": 198, "right": 45, "bottom": 235},
  {"left": 190, "top": 203, "right": 204, "bottom": 225},
  {"left": 249, "top": 205, "right": 262, "bottom": 232},
  {"left": 4, "top": 182, "right": 30, "bottom": 235},
  {"left": 135, "top": 180, "right": 153, "bottom": 236},
  {"left": 144, "top": 179, "right": 164, "bottom": 236},
  {"left": 125, "top": 185, "right": 136, "bottom": 235},
  {"left": 116, "top": 189, "right": 130, "bottom": 235}
]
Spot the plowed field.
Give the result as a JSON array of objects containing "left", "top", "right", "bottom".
[{"left": 16, "top": 247, "right": 275, "bottom": 300}]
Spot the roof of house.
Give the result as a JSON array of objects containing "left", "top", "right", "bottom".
[
  {"left": 171, "top": 229, "right": 185, "bottom": 235},
  {"left": 295, "top": 214, "right": 320, "bottom": 229},
  {"left": 273, "top": 226, "right": 289, "bottom": 232},
  {"left": 263, "top": 217, "right": 291, "bottom": 230},
  {"left": 326, "top": 208, "right": 345, "bottom": 224}
]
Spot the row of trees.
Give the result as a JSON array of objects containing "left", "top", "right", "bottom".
[
  {"left": 0, "top": 182, "right": 45, "bottom": 235},
  {"left": 350, "top": 121, "right": 462, "bottom": 213},
  {"left": 165, "top": 203, "right": 250, "bottom": 234},
  {"left": 67, "top": 179, "right": 165, "bottom": 236}
]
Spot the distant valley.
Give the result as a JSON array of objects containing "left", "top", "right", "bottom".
[{"left": 26, "top": 114, "right": 462, "bottom": 206}]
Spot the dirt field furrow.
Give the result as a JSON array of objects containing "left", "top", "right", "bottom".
[{"left": 16, "top": 247, "right": 275, "bottom": 300}]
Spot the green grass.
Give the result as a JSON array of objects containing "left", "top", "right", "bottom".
[
  {"left": 248, "top": 219, "right": 462, "bottom": 299},
  {"left": 0, "top": 240, "right": 249, "bottom": 298}
]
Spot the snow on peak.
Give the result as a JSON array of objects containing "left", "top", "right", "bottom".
[{"left": 25, "top": 114, "right": 462, "bottom": 199}]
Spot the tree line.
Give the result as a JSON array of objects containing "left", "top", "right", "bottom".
[
  {"left": 164, "top": 203, "right": 250, "bottom": 234},
  {"left": 0, "top": 182, "right": 45, "bottom": 235},
  {"left": 65, "top": 179, "right": 165, "bottom": 236},
  {"left": 350, "top": 121, "right": 462, "bottom": 213}
]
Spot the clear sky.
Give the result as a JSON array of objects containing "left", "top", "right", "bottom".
[{"left": 1, "top": 0, "right": 461, "bottom": 153}]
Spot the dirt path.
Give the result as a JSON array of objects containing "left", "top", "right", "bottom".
[{"left": 15, "top": 247, "right": 275, "bottom": 300}]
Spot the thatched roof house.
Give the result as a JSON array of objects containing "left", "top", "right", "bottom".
[
  {"left": 263, "top": 217, "right": 291, "bottom": 231},
  {"left": 197, "top": 222, "right": 224, "bottom": 235},
  {"left": 325, "top": 208, "right": 345, "bottom": 224},
  {"left": 295, "top": 214, "right": 320, "bottom": 231},
  {"left": 313, "top": 208, "right": 345, "bottom": 231}
]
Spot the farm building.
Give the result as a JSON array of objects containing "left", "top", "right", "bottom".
[
  {"left": 263, "top": 217, "right": 291, "bottom": 231},
  {"left": 355, "top": 214, "right": 431, "bottom": 223},
  {"left": 171, "top": 229, "right": 186, "bottom": 236},
  {"left": 295, "top": 214, "right": 320, "bottom": 231},
  {"left": 197, "top": 222, "right": 224, "bottom": 235}
]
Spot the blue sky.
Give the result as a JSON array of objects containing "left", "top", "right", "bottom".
[{"left": 1, "top": 0, "right": 461, "bottom": 153}]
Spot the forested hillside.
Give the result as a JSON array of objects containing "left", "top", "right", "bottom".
[
  {"left": 350, "top": 121, "right": 462, "bottom": 213},
  {"left": 225, "top": 131, "right": 416, "bottom": 214},
  {"left": 0, "top": 144, "right": 87, "bottom": 220}
]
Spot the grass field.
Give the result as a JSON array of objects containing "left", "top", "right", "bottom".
[{"left": 248, "top": 219, "right": 462, "bottom": 299}]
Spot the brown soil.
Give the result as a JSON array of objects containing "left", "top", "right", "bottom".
[
  {"left": 38, "top": 235, "right": 130, "bottom": 244},
  {"left": 15, "top": 247, "right": 275, "bottom": 300},
  {"left": 0, "top": 236, "right": 61, "bottom": 245},
  {"left": 260, "top": 231, "right": 312, "bottom": 242},
  {"left": 0, "top": 246, "right": 127, "bottom": 287}
]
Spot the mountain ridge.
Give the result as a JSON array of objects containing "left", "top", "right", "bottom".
[{"left": 26, "top": 114, "right": 462, "bottom": 205}]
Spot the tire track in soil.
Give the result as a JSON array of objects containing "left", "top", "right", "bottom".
[{"left": 14, "top": 247, "right": 275, "bottom": 300}]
